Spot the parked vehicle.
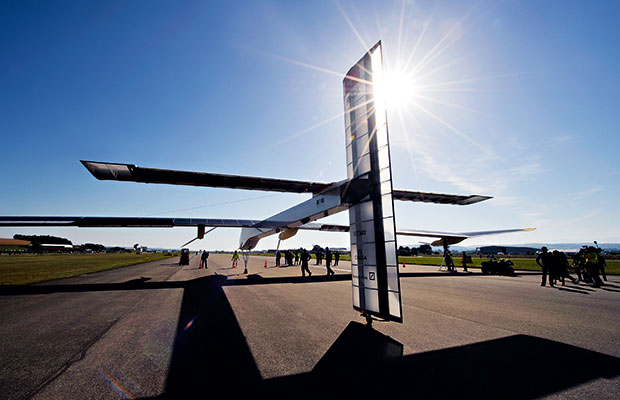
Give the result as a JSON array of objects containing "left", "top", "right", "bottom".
[{"left": 179, "top": 248, "right": 190, "bottom": 265}]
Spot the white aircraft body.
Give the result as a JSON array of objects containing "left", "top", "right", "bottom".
[{"left": 0, "top": 42, "right": 533, "bottom": 323}]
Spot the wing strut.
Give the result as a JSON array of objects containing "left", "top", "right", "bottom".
[{"left": 181, "top": 226, "right": 217, "bottom": 247}]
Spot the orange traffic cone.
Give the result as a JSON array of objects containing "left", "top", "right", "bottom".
[
  {"left": 264, "top": 260, "right": 268, "bottom": 268},
  {"left": 402, "top": 261, "right": 406, "bottom": 269}
]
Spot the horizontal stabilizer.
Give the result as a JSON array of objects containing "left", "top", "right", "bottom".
[
  {"left": 392, "top": 190, "right": 491, "bottom": 205},
  {"left": 397, "top": 228, "right": 535, "bottom": 246},
  {"left": 81, "top": 161, "right": 332, "bottom": 194}
]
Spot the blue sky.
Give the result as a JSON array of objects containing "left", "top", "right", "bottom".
[{"left": 1, "top": 0, "right": 619, "bottom": 250}]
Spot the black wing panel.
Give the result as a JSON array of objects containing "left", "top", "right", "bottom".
[
  {"left": 0, "top": 216, "right": 262, "bottom": 228},
  {"left": 392, "top": 190, "right": 491, "bottom": 205},
  {"left": 81, "top": 161, "right": 332, "bottom": 194}
]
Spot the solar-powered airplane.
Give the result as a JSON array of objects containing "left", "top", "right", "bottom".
[{"left": 0, "top": 42, "right": 533, "bottom": 323}]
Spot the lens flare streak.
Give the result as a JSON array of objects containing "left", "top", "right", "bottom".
[{"left": 100, "top": 369, "right": 136, "bottom": 400}]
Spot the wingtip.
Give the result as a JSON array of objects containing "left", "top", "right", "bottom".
[
  {"left": 80, "top": 160, "right": 99, "bottom": 179},
  {"left": 78, "top": 160, "right": 135, "bottom": 181}
]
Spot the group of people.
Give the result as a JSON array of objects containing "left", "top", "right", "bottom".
[
  {"left": 442, "top": 249, "right": 470, "bottom": 273},
  {"left": 314, "top": 248, "right": 340, "bottom": 266},
  {"left": 275, "top": 248, "right": 340, "bottom": 272},
  {"left": 536, "top": 245, "right": 607, "bottom": 288},
  {"left": 273, "top": 247, "right": 339, "bottom": 277},
  {"left": 275, "top": 250, "right": 297, "bottom": 267}
]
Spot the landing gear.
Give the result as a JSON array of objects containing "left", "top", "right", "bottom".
[{"left": 242, "top": 251, "right": 249, "bottom": 274}]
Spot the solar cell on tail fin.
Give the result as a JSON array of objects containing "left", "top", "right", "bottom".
[{"left": 344, "top": 41, "right": 402, "bottom": 323}]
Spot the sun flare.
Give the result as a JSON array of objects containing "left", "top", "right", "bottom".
[{"left": 382, "top": 69, "right": 418, "bottom": 111}]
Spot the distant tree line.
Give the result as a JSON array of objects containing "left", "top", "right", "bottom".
[
  {"left": 12, "top": 234, "right": 106, "bottom": 252},
  {"left": 398, "top": 244, "right": 433, "bottom": 256},
  {"left": 81, "top": 243, "right": 105, "bottom": 252},
  {"left": 14, "top": 234, "right": 72, "bottom": 245}
]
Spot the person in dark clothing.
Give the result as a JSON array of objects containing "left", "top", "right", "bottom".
[
  {"left": 536, "top": 246, "right": 555, "bottom": 287},
  {"left": 325, "top": 247, "right": 334, "bottom": 276},
  {"left": 461, "top": 251, "right": 469, "bottom": 272},
  {"left": 200, "top": 250, "right": 209, "bottom": 269},
  {"left": 276, "top": 250, "right": 281, "bottom": 267},
  {"left": 294, "top": 251, "right": 300, "bottom": 265},
  {"left": 552, "top": 250, "right": 576, "bottom": 285},
  {"left": 444, "top": 249, "right": 455, "bottom": 273},
  {"left": 300, "top": 248, "right": 312, "bottom": 277},
  {"left": 334, "top": 251, "right": 340, "bottom": 266}
]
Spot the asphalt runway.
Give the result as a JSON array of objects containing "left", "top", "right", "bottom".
[{"left": 0, "top": 253, "right": 618, "bottom": 399}]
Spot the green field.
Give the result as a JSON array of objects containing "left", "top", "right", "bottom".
[
  {"left": 399, "top": 256, "right": 620, "bottom": 274},
  {"left": 0, "top": 253, "right": 176, "bottom": 285}
]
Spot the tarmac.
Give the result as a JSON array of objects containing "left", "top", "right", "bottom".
[{"left": 0, "top": 253, "right": 618, "bottom": 399}]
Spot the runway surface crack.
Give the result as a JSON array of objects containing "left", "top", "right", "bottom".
[
  {"left": 21, "top": 318, "right": 120, "bottom": 400},
  {"left": 23, "top": 263, "right": 182, "bottom": 400}
]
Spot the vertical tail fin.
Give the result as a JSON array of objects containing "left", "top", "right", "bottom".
[{"left": 343, "top": 41, "right": 402, "bottom": 322}]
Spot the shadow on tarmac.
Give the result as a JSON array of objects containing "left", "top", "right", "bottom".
[
  {"left": 556, "top": 286, "right": 592, "bottom": 295},
  {"left": 142, "top": 275, "right": 620, "bottom": 399},
  {"left": 3, "top": 270, "right": 619, "bottom": 398},
  {"left": 0, "top": 272, "right": 353, "bottom": 296},
  {"left": 2, "top": 270, "right": 615, "bottom": 296}
]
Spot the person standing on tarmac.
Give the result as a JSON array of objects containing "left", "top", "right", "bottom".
[
  {"left": 584, "top": 246, "right": 603, "bottom": 287},
  {"left": 231, "top": 250, "right": 239, "bottom": 269},
  {"left": 300, "top": 248, "right": 312, "bottom": 277},
  {"left": 334, "top": 251, "right": 340, "bottom": 266},
  {"left": 461, "top": 251, "right": 469, "bottom": 272},
  {"left": 294, "top": 250, "right": 300, "bottom": 265},
  {"left": 444, "top": 249, "right": 455, "bottom": 273},
  {"left": 536, "top": 246, "right": 555, "bottom": 287},
  {"left": 275, "top": 250, "right": 281, "bottom": 267},
  {"left": 325, "top": 247, "right": 335, "bottom": 276},
  {"left": 552, "top": 250, "right": 576, "bottom": 285},
  {"left": 200, "top": 250, "right": 209, "bottom": 269}
]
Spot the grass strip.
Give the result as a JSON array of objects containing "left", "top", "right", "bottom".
[{"left": 0, "top": 253, "right": 176, "bottom": 285}]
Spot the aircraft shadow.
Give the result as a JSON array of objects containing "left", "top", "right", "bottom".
[
  {"left": 0, "top": 272, "right": 352, "bottom": 296},
  {"left": 161, "top": 275, "right": 262, "bottom": 397},
  {"left": 264, "top": 330, "right": 620, "bottom": 399},
  {"left": 138, "top": 273, "right": 620, "bottom": 399}
]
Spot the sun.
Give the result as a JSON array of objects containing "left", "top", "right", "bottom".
[{"left": 382, "top": 69, "right": 418, "bottom": 111}]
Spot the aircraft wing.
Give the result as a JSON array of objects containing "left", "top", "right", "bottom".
[
  {"left": 0, "top": 216, "right": 356, "bottom": 231},
  {"left": 298, "top": 224, "right": 534, "bottom": 246},
  {"left": 392, "top": 190, "right": 491, "bottom": 205},
  {"left": 396, "top": 228, "right": 536, "bottom": 246},
  {"left": 82, "top": 161, "right": 491, "bottom": 206},
  {"left": 80, "top": 161, "right": 332, "bottom": 194},
  {"left": 0, "top": 216, "right": 264, "bottom": 228}
]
